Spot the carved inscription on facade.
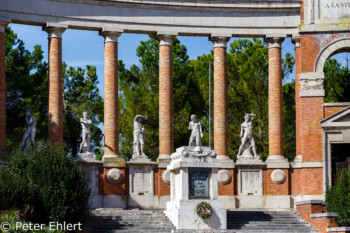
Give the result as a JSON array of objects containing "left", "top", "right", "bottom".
[{"left": 320, "top": 0, "right": 350, "bottom": 18}]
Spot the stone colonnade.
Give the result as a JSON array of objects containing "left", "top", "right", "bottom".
[{"left": 0, "top": 22, "right": 292, "bottom": 162}]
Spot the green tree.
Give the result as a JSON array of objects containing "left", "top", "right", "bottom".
[
  {"left": 5, "top": 27, "right": 49, "bottom": 152},
  {"left": 63, "top": 64, "right": 104, "bottom": 157},
  {"left": 0, "top": 142, "right": 90, "bottom": 224},
  {"left": 326, "top": 168, "right": 350, "bottom": 226},
  {"left": 324, "top": 58, "right": 350, "bottom": 102},
  {"left": 119, "top": 35, "right": 204, "bottom": 160},
  {"left": 190, "top": 38, "right": 295, "bottom": 160},
  {"left": 119, "top": 37, "right": 295, "bottom": 161},
  {"left": 5, "top": 27, "right": 104, "bottom": 156}
]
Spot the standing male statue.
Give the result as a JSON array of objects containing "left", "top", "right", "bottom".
[
  {"left": 237, "top": 113, "right": 259, "bottom": 158},
  {"left": 21, "top": 108, "right": 36, "bottom": 151},
  {"left": 133, "top": 115, "right": 147, "bottom": 157},
  {"left": 79, "top": 111, "right": 92, "bottom": 154},
  {"left": 188, "top": 114, "right": 203, "bottom": 147}
]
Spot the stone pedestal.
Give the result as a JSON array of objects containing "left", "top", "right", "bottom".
[
  {"left": 236, "top": 158, "right": 266, "bottom": 208},
  {"left": 128, "top": 159, "right": 158, "bottom": 208},
  {"left": 165, "top": 146, "right": 227, "bottom": 230},
  {"left": 76, "top": 157, "right": 103, "bottom": 209},
  {"left": 102, "top": 155, "right": 126, "bottom": 167}
]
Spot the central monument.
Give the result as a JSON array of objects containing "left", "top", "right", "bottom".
[{"left": 164, "top": 115, "right": 227, "bottom": 230}]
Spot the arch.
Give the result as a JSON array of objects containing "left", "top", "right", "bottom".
[{"left": 314, "top": 37, "right": 350, "bottom": 72}]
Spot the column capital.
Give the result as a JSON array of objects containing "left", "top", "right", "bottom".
[
  {"left": 0, "top": 19, "right": 10, "bottom": 33},
  {"left": 157, "top": 33, "right": 177, "bottom": 46},
  {"left": 265, "top": 34, "right": 286, "bottom": 49},
  {"left": 43, "top": 26, "right": 66, "bottom": 39},
  {"left": 100, "top": 27, "right": 123, "bottom": 43},
  {"left": 292, "top": 34, "right": 301, "bottom": 48},
  {"left": 210, "top": 36, "right": 230, "bottom": 48}
]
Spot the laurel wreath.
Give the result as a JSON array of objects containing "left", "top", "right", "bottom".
[{"left": 196, "top": 201, "right": 213, "bottom": 219}]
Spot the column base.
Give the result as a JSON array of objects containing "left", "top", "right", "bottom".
[
  {"left": 102, "top": 154, "right": 126, "bottom": 167},
  {"left": 266, "top": 155, "right": 290, "bottom": 168},
  {"left": 217, "top": 155, "right": 235, "bottom": 168},
  {"left": 157, "top": 154, "right": 171, "bottom": 166}
]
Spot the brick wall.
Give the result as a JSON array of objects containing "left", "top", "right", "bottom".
[
  {"left": 154, "top": 168, "right": 170, "bottom": 195},
  {"left": 263, "top": 168, "right": 290, "bottom": 195},
  {"left": 99, "top": 167, "right": 128, "bottom": 195},
  {"left": 324, "top": 105, "right": 349, "bottom": 118},
  {"left": 218, "top": 168, "right": 234, "bottom": 195}
]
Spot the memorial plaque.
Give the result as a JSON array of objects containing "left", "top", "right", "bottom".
[
  {"left": 189, "top": 168, "right": 210, "bottom": 199},
  {"left": 320, "top": 0, "right": 350, "bottom": 19}
]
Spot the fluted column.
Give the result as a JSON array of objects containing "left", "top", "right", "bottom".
[
  {"left": 212, "top": 37, "right": 230, "bottom": 160},
  {"left": 100, "top": 31, "right": 125, "bottom": 167},
  {"left": 266, "top": 36, "right": 285, "bottom": 161},
  {"left": 293, "top": 35, "right": 302, "bottom": 160},
  {"left": 157, "top": 35, "right": 175, "bottom": 162},
  {"left": 0, "top": 21, "right": 9, "bottom": 153},
  {"left": 45, "top": 27, "right": 66, "bottom": 144}
]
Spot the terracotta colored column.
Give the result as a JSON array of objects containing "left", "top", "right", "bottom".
[
  {"left": 157, "top": 35, "right": 175, "bottom": 162},
  {"left": 293, "top": 36, "right": 302, "bottom": 159},
  {"left": 101, "top": 32, "right": 121, "bottom": 157},
  {"left": 0, "top": 22, "right": 9, "bottom": 152},
  {"left": 266, "top": 37, "right": 285, "bottom": 161},
  {"left": 212, "top": 37, "right": 230, "bottom": 160},
  {"left": 45, "top": 27, "right": 66, "bottom": 144}
]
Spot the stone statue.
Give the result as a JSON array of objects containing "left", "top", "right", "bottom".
[
  {"left": 237, "top": 114, "right": 259, "bottom": 159},
  {"left": 20, "top": 108, "right": 36, "bottom": 151},
  {"left": 79, "top": 111, "right": 92, "bottom": 153},
  {"left": 133, "top": 115, "right": 147, "bottom": 157},
  {"left": 188, "top": 114, "right": 203, "bottom": 147}
]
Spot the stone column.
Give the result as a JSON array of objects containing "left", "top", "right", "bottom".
[
  {"left": 266, "top": 36, "right": 285, "bottom": 161},
  {"left": 45, "top": 26, "right": 66, "bottom": 144},
  {"left": 212, "top": 37, "right": 231, "bottom": 161},
  {"left": 157, "top": 34, "right": 175, "bottom": 163},
  {"left": 100, "top": 30, "right": 125, "bottom": 167},
  {"left": 293, "top": 35, "right": 302, "bottom": 161},
  {"left": 0, "top": 21, "right": 9, "bottom": 154}
]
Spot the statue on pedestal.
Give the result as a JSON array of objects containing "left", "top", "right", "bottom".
[
  {"left": 188, "top": 114, "right": 203, "bottom": 147},
  {"left": 133, "top": 115, "right": 147, "bottom": 157},
  {"left": 79, "top": 111, "right": 92, "bottom": 154},
  {"left": 21, "top": 108, "right": 36, "bottom": 151},
  {"left": 237, "top": 113, "right": 259, "bottom": 159}
]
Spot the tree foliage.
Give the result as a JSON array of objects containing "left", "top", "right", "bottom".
[
  {"left": 324, "top": 58, "right": 350, "bottom": 102},
  {"left": 326, "top": 168, "right": 350, "bottom": 226},
  {"left": 63, "top": 64, "right": 104, "bottom": 157},
  {"left": 0, "top": 142, "right": 90, "bottom": 224},
  {"left": 5, "top": 27, "right": 104, "bottom": 156},
  {"left": 119, "top": 37, "right": 296, "bottom": 161}
]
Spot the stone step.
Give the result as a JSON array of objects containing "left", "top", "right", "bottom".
[{"left": 83, "top": 209, "right": 318, "bottom": 233}]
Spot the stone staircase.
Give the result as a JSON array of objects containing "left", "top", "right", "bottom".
[
  {"left": 82, "top": 209, "right": 319, "bottom": 233},
  {"left": 82, "top": 209, "right": 175, "bottom": 233},
  {"left": 226, "top": 210, "right": 319, "bottom": 233}
]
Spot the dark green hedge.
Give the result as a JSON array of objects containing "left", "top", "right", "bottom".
[
  {"left": 0, "top": 142, "right": 91, "bottom": 224},
  {"left": 326, "top": 168, "right": 350, "bottom": 226}
]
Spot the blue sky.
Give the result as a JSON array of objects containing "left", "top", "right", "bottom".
[{"left": 9, "top": 23, "right": 348, "bottom": 99}]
